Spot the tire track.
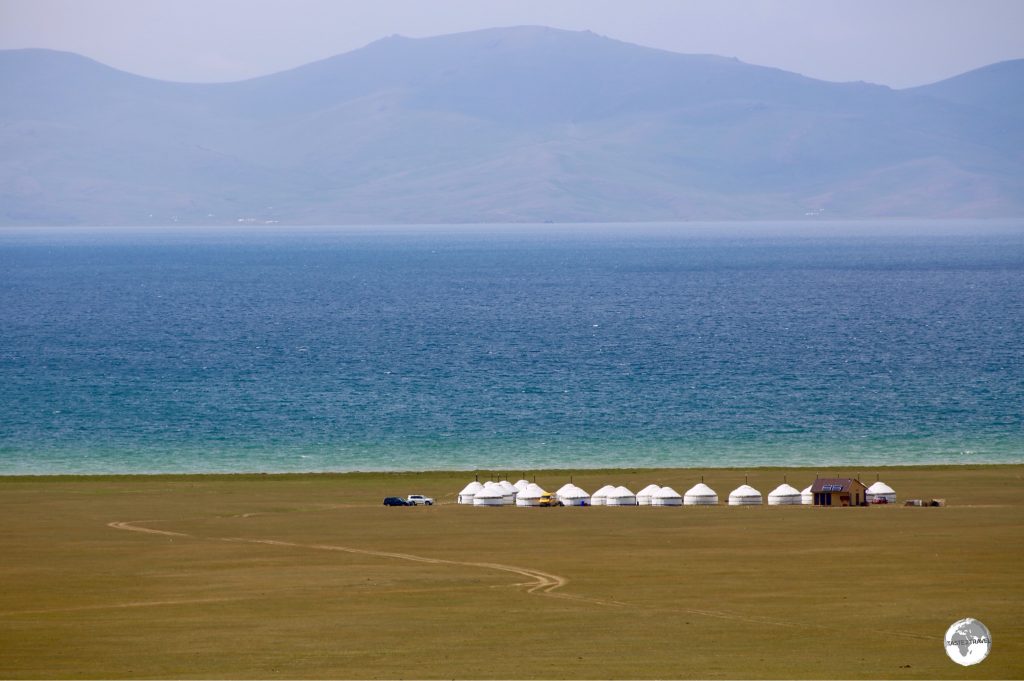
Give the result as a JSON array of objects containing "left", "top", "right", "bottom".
[
  {"left": 109, "top": 520, "right": 566, "bottom": 596},
  {"left": 106, "top": 520, "right": 930, "bottom": 641},
  {"left": 107, "top": 520, "right": 191, "bottom": 538},
  {"left": 1, "top": 596, "right": 249, "bottom": 617}
]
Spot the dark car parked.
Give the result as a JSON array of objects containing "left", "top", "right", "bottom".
[{"left": 383, "top": 496, "right": 410, "bottom": 506}]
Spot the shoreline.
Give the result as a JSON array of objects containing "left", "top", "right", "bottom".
[
  {"left": 5, "top": 437, "right": 1020, "bottom": 477},
  {"left": 3, "top": 461, "right": 1020, "bottom": 482}
]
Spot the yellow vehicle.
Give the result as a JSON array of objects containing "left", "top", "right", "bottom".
[{"left": 537, "top": 493, "right": 563, "bottom": 507}]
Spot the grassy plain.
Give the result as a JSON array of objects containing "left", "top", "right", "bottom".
[{"left": 0, "top": 465, "right": 1021, "bottom": 679}]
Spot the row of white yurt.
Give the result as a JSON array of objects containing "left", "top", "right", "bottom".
[
  {"left": 587, "top": 484, "right": 685, "bottom": 507},
  {"left": 461, "top": 477, "right": 892, "bottom": 508},
  {"left": 767, "top": 483, "right": 802, "bottom": 505},
  {"left": 866, "top": 480, "right": 897, "bottom": 503}
]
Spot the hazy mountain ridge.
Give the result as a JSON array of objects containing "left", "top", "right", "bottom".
[{"left": 2, "top": 26, "right": 1022, "bottom": 225}]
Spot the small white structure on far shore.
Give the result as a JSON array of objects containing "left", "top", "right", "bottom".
[
  {"left": 516, "top": 483, "right": 546, "bottom": 507},
  {"left": 683, "top": 482, "right": 718, "bottom": 505},
  {"left": 767, "top": 483, "right": 802, "bottom": 505},
  {"left": 472, "top": 486, "right": 505, "bottom": 507},
  {"left": 636, "top": 484, "right": 662, "bottom": 506},
  {"left": 590, "top": 484, "right": 616, "bottom": 506},
  {"left": 651, "top": 486, "right": 683, "bottom": 506},
  {"left": 497, "top": 480, "right": 518, "bottom": 505},
  {"left": 559, "top": 485, "right": 591, "bottom": 506},
  {"left": 497, "top": 481, "right": 516, "bottom": 501},
  {"left": 866, "top": 480, "right": 897, "bottom": 504},
  {"left": 728, "top": 484, "right": 763, "bottom": 506},
  {"left": 458, "top": 480, "right": 483, "bottom": 504},
  {"left": 514, "top": 479, "right": 531, "bottom": 493},
  {"left": 605, "top": 485, "right": 637, "bottom": 506}
]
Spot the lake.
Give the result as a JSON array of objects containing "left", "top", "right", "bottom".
[{"left": 1, "top": 221, "right": 1021, "bottom": 473}]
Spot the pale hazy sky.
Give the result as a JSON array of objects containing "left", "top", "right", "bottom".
[{"left": 1, "top": 0, "right": 1022, "bottom": 88}]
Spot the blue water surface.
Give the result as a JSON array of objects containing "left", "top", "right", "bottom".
[{"left": 1, "top": 222, "right": 1022, "bottom": 473}]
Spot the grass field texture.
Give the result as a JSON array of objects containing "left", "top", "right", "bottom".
[{"left": 1, "top": 465, "right": 1021, "bottom": 679}]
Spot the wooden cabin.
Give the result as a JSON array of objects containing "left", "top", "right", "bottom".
[{"left": 810, "top": 478, "right": 868, "bottom": 507}]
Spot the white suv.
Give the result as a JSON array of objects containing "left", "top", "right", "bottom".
[{"left": 406, "top": 494, "right": 434, "bottom": 506}]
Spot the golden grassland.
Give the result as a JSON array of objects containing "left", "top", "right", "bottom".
[{"left": 0, "top": 465, "right": 1021, "bottom": 679}]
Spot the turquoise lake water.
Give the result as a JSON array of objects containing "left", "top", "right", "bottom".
[{"left": 1, "top": 222, "right": 1022, "bottom": 474}]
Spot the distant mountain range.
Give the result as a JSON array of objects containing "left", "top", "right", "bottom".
[{"left": 2, "top": 26, "right": 1022, "bottom": 225}]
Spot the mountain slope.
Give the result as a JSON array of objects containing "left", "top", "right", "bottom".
[
  {"left": 1, "top": 27, "right": 1022, "bottom": 225},
  {"left": 907, "top": 59, "right": 1024, "bottom": 119}
]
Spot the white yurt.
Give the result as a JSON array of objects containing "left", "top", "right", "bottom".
[
  {"left": 767, "top": 483, "right": 802, "bottom": 505},
  {"left": 728, "top": 484, "right": 763, "bottom": 506},
  {"left": 636, "top": 484, "right": 662, "bottom": 506},
  {"left": 516, "top": 483, "right": 546, "bottom": 507},
  {"left": 801, "top": 484, "right": 814, "bottom": 505},
  {"left": 559, "top": 485, "right": 591, "bottom": 506},
  {"left": 866, "top": 480, "right": 897, "bottom": 504},
  {"left": 605, "top": 485, "right": 637, "bottom": 506},
  {"left": 481, "top": 481, "right": 502, "bottom": 499},
  {"left": 458, "top": 480, "right": 483, "bottom": 504},
  {"left": 472, "top": 486, "right": 505, "bottom": 507},
  {"left": 497, "top": 480, "right": 518, "bottom": 505},
  {"left": 514, "top": 479, "right": 531, "bottom": 493},
  {"left": 590, "top": 484, "right": 616, "bottom": 506},
  {"left": 651, "top": 486, "right": 683, "bottom": 506},
  {"left": 555, "top": 483, "right": 575, "bottom": 498},
  {"left": 683, "top": 482, "right": 718, "bottom": 505}
]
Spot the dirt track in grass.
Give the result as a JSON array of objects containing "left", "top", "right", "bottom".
[{"left": 110, "top": 518, "right": 569, "bottom": 596}]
